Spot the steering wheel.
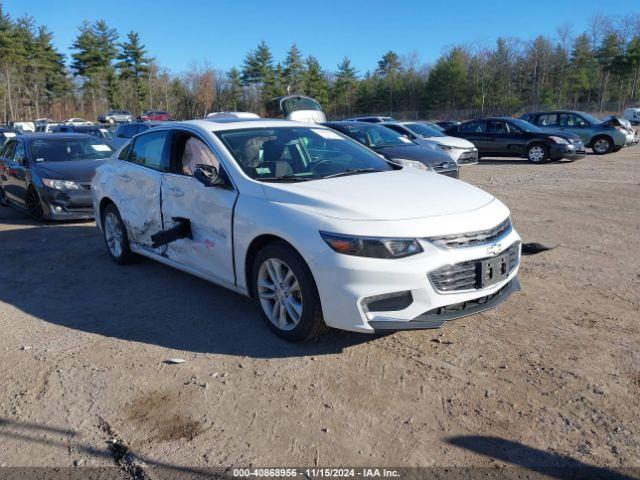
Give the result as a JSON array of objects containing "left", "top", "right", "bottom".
[{"left": 311, "top": 159, "right": 335, "bottom": 175}]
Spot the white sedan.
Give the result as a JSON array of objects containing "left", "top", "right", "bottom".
[
  {"left": 65, "top": 118, "right": 94, "bottom": 126},
  {"left": 92, "top": 119, "right": 521, "bottom": 341}
]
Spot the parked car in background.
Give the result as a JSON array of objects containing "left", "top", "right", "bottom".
[
  {"left": 520, "top": 110, "right": 635, "bottom": 154},
  {"left": 383, "top": 121, "right": 479, "bottom": 165},
  {"left": 623, "top": 107, "right": 640, "bottom": 125},
  {"left": 266, "top": 95, "right": 326, "bottom": 122},
  {"left": 137, "top": 110, "right": 171, "bottom": 121},
  {"left": 0, "top": 127, "right": 18, "bottom": 145},
  {"left": 98, "top": 110, "right": 134, "bottom": 124},
  {"left": 344, "top": 116, "right": 396, "bottom": 123},
  {"left": 111, "top": 121, "right": 165, "bottom": 147},
  {"left": 206, "top": 112, "right": 260, "bottom": 120},
  {"left": 65, "top": 118, "right": 93, "bottom": 126},
  {"left": 35, "top": 122, "right": 61, "bottom": 133},
  {"left": 446, "top": 117, "right": 586, "bottom": 163},
  {"left": 53, "top": 124, "right": 115, "bottom": 145},
  {"left": 0, "top": 133, "right": 114, "bottom": 220},
  {"left": 434, "top": 121, "right": 460, "bottom": 130},
  {"left": 92, "top": 119, "right": 520, "bottom": 341},
  {"left": 324, "top": 121, "right": 458, "bottom": 177},
  {"left": 12, "top": 121, "right": 36, "bottom": 133}
]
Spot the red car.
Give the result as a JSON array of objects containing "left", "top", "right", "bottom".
[{"left": 137, "top": 110, "right": 171, "bottom": 121}]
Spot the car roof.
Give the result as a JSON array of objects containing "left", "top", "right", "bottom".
[{"left": 158, "top": 119, "right": 329, "bottom": 132}]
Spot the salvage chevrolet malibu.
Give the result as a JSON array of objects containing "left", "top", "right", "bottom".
[{"left": 92, "top": 119, "right": 521, "bottom": 341}]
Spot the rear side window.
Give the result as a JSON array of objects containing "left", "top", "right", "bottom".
[
  {"left": 1, "top": 141, "right": 16, "bottom": 158},
  {"left": 460, "top": 121, "right": 485, "bottom": 133},
  {"left": 537, "top": 113, "right": 558, "bottom": 127},
  {"left": 128, "top": 130, "right": 169, "bottom": 171}
]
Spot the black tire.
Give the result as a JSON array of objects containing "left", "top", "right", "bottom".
[
  {"left": 591, "top": 136, "right": 613, "bottom": 155},
  {"left": 526, "top": 143, "right": 549, "bottom": 163},
  {"left": 101, "top": 203, "right": 137, "bottom": 265},
  {"left": 251, "top": 241, "right": 327, "bottom": 342},
  {"left": 25, "top": 185, "right": 45, "bottom": 221}
]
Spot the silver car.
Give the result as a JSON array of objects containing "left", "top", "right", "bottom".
[{"left": 98, "top": 110, "right": 134, "bottom": 124}]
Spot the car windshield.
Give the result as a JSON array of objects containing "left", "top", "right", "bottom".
[
  {"left": 509, "top": 118, "right": 541, "bottom": 133},
  {"left": 403, "top": 122, "right": 445, "bottom": 138},
  {"left": 30, "top": 137, "right": 114, "bottom": 162},
  {"left": 579, "top": 112, "right": 602, "bottom": 124},
  {"left": 216, "top": 127, "right": 394, "bottom": 182},
  {"left": 339, "top": 124, "right": 413, "bottom": 148},
  {"left": 281, "top": 97, "right": 322, "bottom": 116}
]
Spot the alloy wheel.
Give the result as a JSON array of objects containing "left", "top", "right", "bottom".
[
  {"left": 593, "top": 138, "right": 611, "bottom": 154},
  {"left": 25, "top": 188, "right": 44, "bottom": 220},
  {"left": 104, "top": 211, "right": 124, "bottom": 258},
  {"left": 528, "top": 145, "right": 545, "bottom": 162},
  {"left": 257, "top": 258, "right": 303, "bottom": 331}
]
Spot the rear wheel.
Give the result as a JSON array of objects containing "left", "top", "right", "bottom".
[
  {"left": 526, "top": 143, "right": 549, "bottom": 163},
  {"left": 102, "top": 203, "right": 137, "bottom": 265},
  {"left": 592, "top": 136, "right": 613, "bottom": 155},
  {"left": 25, "top": 186, "right": 44, "bottom": 221},
  {"left": 252, "top": 242, "right": 326, "bottom": 342}
]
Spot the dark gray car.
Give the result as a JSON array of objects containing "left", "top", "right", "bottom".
[
  {"left": 0, "top": 133, "right": 114, "bottom": 220},
  {"left": 323, "top": 121, "right": 459, "bottom": 178}
]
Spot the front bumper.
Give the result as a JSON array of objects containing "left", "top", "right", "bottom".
[
  {"left": 40, "top": 185, "right": 95, "bottom": 220},
  {"left": 309, "top": 227, "right": 521, "bottom": 333},
  {"left": 550, "top": 142, "right": 586, "bottom": 160}
]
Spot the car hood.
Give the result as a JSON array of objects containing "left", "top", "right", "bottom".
[
  {"left": 425, "top": 135, "right": 475, "bottom": 149},
  {"left": 374, "top": 144, "right": 451, "bottom": 164},
  {"left": 262, "top": 167, "right": 495, "bottom": 221},
  {"left": 33, "top": 159, "right": 107, "bottom": 182}
]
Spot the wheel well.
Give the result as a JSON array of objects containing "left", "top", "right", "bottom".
[
  {"left": 244, "top": 234, "right": 297, "bottom": 298},
  {"left": 588, "top": 134, "right": 613, "bottom": 148},
  {"left": 98, "top": 197, "right": 115, "bottom": 223}
]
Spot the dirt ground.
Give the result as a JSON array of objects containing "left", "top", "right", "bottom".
[{"left": 0, "top": 145, "right": 638, "bottom": 478}]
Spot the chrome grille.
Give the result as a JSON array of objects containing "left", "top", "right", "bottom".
[
  {"left": 428, "top": 217, "right": 511, "bottom": 249},
  {"left": 428, "top": 242, "right": 520, "bottom": 292}
]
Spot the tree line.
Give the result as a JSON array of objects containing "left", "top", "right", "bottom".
[{"left": 1, "top": 5, "right": 639, "bottom": 123}]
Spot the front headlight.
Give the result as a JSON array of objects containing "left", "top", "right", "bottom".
[
  {"left": 549, "top": 136, "right": 568, "bottom": 144},
  {"left": 437, "top": 144, "right": 454, "bottom": 151},
  {"left": 320, "top": 231, "right": 423, "bottom": 259},
  {"left": 42, "top": 179, "right": 83, "bottom": 190},
  {"left": 391, "top": 158, "right": 429, "bottom": 171}
]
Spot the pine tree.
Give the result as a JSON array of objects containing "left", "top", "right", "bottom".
[
  {"left": 117, "top": 31, "right": 151, "bottom": 111},
  {"left": 226, "top": 67, "right": 243, "bottom": 110},
  {"left": 283, "top": 43, "right": 305, "bottom": 94},
  {"left": 333, "top": 57, "right": 358, "bottom": 114},
  {"left": 303, "top": 56, "right": 329, "bottom": 107}
]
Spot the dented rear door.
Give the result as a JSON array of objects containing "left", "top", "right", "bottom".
[{"left": 160, "top": 173, "right": 238, "bottom": 286}]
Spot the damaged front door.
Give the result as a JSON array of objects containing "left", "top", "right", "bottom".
[
  {"left": 117, "top": 129, "right": 171, "bottom": 253},
  {"left": 160, "top": 131, "right": 238, "bottom": 286}
]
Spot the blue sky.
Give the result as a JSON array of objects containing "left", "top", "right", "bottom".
[{"left": 5, "top": 0, "right": 639, "bottom": 74}]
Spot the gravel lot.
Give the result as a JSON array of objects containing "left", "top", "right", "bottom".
[{"left": 0, "top": 146, "right": 638, "bottom": 477}]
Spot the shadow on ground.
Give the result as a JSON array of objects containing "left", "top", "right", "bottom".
[
  {"left": 0, "top": 209, "right": 375, "bottom": 359},
  {"left": 448, "top": 435, "right": 638, "bottom": 480}
]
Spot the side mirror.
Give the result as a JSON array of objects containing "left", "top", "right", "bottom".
[{"left": 194, "top": 164, "right": 226, "bottom": 187}]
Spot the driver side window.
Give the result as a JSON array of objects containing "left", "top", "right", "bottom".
[
  {"left": 13, "top": 142, "right": 27, "bottom": 164},
  {"left": 170, "top": 131, "right": 223, "bottom": 177}
]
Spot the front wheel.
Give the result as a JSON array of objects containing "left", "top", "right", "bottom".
[
  {"left": 526, "top": 143, "right": 549, "bottom": 163},
  {"left": 252, "top": 242, "right": 326, "bottom": 342},
  {"left": 102, "top": 204, "right": 137, "bottom": 265},
  {"left": 592, "top": 136, "right": 613, "bottom": 155},
  {"left": 25, "top": 186, "right": 45, "bottom": 221}
]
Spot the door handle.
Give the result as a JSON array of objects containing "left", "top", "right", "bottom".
[
  {"left": 118, "top": 173, "right": 131, "bottom": 182},
  {"left": 169, "top": 186, "right": 184, "bottom": 197}
]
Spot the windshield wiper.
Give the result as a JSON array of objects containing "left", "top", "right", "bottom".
[
  {"left": 260, "top": 175, "right": 313, "bottom": 182},
  {"left": 323, "top": 168, "right": 383, "bottom": 179}
]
